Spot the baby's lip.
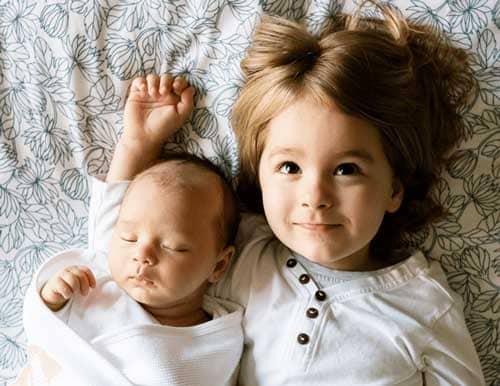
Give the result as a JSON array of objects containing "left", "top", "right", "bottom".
[{"left": 130, "top": 274, "right": 154, "bottom": 286}]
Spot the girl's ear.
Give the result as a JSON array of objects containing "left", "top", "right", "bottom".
[
  {"left": 386, "top": 178, "right": 404, "bottom": 213},
  {"left": 207, "top": 246, "right": 235, "bottom": 284}
]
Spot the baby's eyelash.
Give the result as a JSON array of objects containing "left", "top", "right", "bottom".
[
  {"left": 120, "top": 236, "right": 137, "bottom": 243},
  {"left": 161, "top": 244, "right": 188, "bottom": 253}
]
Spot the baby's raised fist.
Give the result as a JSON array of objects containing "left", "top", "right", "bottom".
[{"left": 40, "top": 265, "right": 96, "bottom": 312}]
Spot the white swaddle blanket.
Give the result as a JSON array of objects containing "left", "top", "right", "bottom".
[{"left": 14, "top": 250, "right": 244, "bottom": 386}]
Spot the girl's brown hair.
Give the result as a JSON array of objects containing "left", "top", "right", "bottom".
[{"left": 231, "top": 1, "right": 476, "bottom": 260}]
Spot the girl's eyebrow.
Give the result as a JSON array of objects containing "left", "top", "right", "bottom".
[
  {"left": 268, "top": 147, "right": 374, "bottom": 163},
  {"left": 335, "top": 149, "right": 375, "bottom": 163},
  {"left": 268, "top": 147, "right": 297, "bottom": 159}
]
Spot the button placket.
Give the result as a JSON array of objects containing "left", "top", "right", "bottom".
[{"left": 284, "top": 256, "right": 326, "bottom": 350}]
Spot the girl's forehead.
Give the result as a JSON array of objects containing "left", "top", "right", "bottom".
[
  {"left": 260, "top": 98, "right": 389, "bottom": 164},
  {"left": 266, "top": 99, "right": 377, "bottom": 142}
]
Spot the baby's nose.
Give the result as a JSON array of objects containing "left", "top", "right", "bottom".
[{"left": 133, "top": 243, "right": 157, "bottom": 265}]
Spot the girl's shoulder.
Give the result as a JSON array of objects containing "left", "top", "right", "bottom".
[
  {"left": 235, "top": 212, "right": 274, "bottom": 247},
  {"left": 374, "top": 251, "right": 463, "bottom": 326}
]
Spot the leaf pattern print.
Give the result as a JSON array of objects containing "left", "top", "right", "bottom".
[{"left": 40, "top": 3, "right": 69, "bottom": 38}]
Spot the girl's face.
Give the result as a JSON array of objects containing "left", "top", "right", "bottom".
[{"left": 258, "top": 98, "right": 403, "bottom": 270}]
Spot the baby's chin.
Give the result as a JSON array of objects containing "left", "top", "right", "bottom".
[{"left": 125, "top": 286, "right": 170, "bottom": 310}]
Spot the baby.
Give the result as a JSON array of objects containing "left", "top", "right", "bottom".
[{"left": 18, "top": 76, "right": 243, "bottom": 386}]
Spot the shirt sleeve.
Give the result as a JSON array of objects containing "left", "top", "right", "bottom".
[
  {"left": 421, "top": 298, "right": 485, "bottom": 386},
  {"left": 87, "top": 175, "right": 130, "bottom": 255}
]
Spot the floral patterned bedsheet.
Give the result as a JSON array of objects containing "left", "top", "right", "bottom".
[{"left": 0, "top": 0, "right": 498, "bottom": 384}]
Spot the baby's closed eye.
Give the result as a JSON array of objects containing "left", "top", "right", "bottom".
[{"left": 120, "top": 235, "right": 137, "bottom": 242}]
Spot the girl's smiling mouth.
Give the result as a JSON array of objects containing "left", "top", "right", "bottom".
[{"left": 294, "top": 223, "right": 342, "bottom": 231}]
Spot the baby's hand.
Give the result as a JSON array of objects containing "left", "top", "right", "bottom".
[
  {"left": 40, "top": 266, "right": 96, "bottom": 312},
  {"left": 123, "top": 74, "right": 195, "bottom": 151}
]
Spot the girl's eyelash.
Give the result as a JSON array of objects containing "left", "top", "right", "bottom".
[
  {"left": 277, "top": 162, "right": 360, "bottom": 175},
  {"left": 121, "top": 237, "right": 137, "bottom": 242},
  {"left": 278, "top": 161, "right": 301, "bottom": 174},
  {"left": 334, "top": 163, "right": 361, "bottom": 176}
]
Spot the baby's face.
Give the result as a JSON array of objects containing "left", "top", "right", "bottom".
[
  {"left": 108, "top": 174, "right": 223, "bottom": 308},
  {"left": 258, "top": 97, "right": 404, "bottom": 270}
]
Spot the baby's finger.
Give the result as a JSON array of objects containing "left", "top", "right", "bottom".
[
  {"left": 146, "top": 74, "right": 160, "bottom": 97},
  {"left": 178, "top": 86, "right": 195, "bottom": 119},
  {"left": 130, "top": 77, "right": 147, "bottom": 99},
  {"left": 76, "top": 268, "right": 92, "bottom": 295},
  {"left": 131, "top": 77, "right": 146, "bottom": 91},
  {"left": 78, "top": 266, "right": 96, "bottom": 294},
  {"left": 173, "top": 77, "right": 188, "bottom": 95},
  {"left": 59, "top": 267, "right": 86, "bottom": 295},
  {"left": 54, "top": 275, "right": 75, "bottom": 299},
  {"left": 159, "top": 74, "right": 173, "bottom": 96},
  {"left": 70, "top": 266, "right": 95, "bottom": 296},
  {"left": 83, "top": 267, "right": 97, "bottom": 289}
]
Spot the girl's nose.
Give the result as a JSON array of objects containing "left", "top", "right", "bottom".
[{"left": 301, "top": 175, "right": 333, "bottom": 210}]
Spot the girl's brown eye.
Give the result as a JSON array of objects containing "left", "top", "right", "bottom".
[
  {"left": 279, "top": 161, "right": 300, "bottom": 174},
  {"left": 334, "top": 163, "right": 359, "bottom": 176}
]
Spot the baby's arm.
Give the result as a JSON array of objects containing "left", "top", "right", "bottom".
[
  {"left": 40, "top": 266, "right": 96, "bottom": 312},
  {"left": 107, "top": 74, "right": 195, "bottom": 182},
  {"left": 88, "top": 74, "right": 194, "bottom": 253}
]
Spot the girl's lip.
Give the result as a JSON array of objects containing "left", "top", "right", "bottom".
[{"left": 294, "top": 223, "right": 341, "bottom": 230}]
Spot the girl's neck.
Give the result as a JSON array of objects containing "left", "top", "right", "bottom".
[{"left": 311, "top": 245, "right": 388, "bottom": 272}]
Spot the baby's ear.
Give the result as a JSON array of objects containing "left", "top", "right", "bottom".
[
  {"left": 207, "top": 246, "right": 235, "bottom": 284},
  {"left": 386, "top": 178, "right": 404, "bottom": 213}
]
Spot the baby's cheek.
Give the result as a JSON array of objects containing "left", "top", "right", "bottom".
[{"left": 107, "top": 251, "right": 124, "bottom": 280}]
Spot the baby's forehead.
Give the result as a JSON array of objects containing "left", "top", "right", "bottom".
[{"left": 127, "top": 161, "right": 224, "bottom": 203}]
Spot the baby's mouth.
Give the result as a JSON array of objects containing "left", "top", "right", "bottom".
[{"left": 130, "top": 274, "right": 154, "bottom": 286}]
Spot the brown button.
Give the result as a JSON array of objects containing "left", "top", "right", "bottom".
[
  {"left": 315, "top": 290, "right": 326, "bottom": 301},
  {"left": 297, "top": 333, "right": 309, "bottom": 345},
  {"left": 299, "top": 274, "right": 310, "bottom": 284},
  {"left": 286, "top": 258, "right": 297, "bottom": 268},
  {"left": 306, "top": 307, "right": 319, "bottom": 318}
]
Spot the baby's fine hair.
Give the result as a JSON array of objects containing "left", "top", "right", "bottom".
[
  {"left": 232, "top": 1, "right": 476, "bottom": 260},
  {"left": 130, "top": 152, "right": 240, "bottom": 249}
]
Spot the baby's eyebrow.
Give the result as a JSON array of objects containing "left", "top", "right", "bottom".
[{"left": 117, "top": 219, "right": 137, "bottom": 227}]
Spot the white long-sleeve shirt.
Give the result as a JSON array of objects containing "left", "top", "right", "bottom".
[{"left": 89, "top": 176, "right": 485, "bottom": 386}]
